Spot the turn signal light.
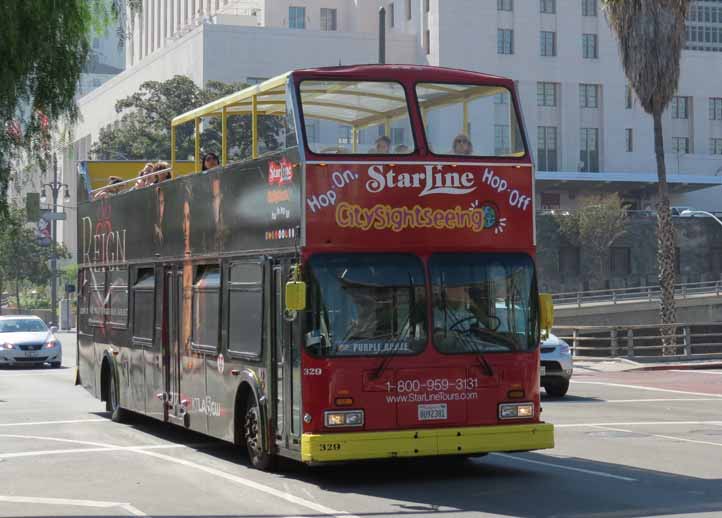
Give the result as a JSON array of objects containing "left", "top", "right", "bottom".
[
  {"left": 507, "top": 390, "right": 525, "bottom": 399},
  {"left": 334, "top": 397, "right": 354, "bottom": 407}
]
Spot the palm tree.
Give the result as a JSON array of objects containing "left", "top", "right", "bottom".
[{"left": 602, "top": 0, "right": 691, "bottom": 353}]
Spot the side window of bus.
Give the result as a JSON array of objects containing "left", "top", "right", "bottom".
[
  {"left": 192, "top": 265, "right": 221, "bottom": 351},
  {"left": 226, "top": 261, "right": 263, "bottom": 358},
  {"left": 88, "top": 268, "right": 107, "bottom": 327},
  {"left": 132, "top": 268, "right": 155, "bottom": 345},
  {"left": 78, "top": 269, "right": 90, "bottom": 332},
  {"left": 109, "top": 269, "right": 129, "bottom": 329}
]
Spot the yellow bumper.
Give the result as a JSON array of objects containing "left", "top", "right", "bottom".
[{"left": 301, "top": 422, "right": 554, "bottom": 463}]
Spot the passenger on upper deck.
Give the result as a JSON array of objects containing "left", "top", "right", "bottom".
[
  {"left": 373, "top": 136, "right": 391, "bottom": 154},
  {"left": 131, "top": 163, "right": 154, "bottom": 190},
  {"left": 151, "top": 161, "right": 171, "bottom": 183},
  {"left": 452, "top": 134, "right": 473, "bottom": 155},
  {"left": 94, "top": 176, "right": 123, "bottom": 200},
  {"left": 202, "top": 152, "right": 220, "bottom": 171}
]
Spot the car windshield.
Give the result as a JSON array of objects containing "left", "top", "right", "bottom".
[
  {"left": 430, "top": 253, "right": 538, "bottom": 353},
  {"left": 305, "top": 254, "right": 427, "bottom": 356},
  {"left": 0, "top": 319, "right": 48, "bottom": 333}
]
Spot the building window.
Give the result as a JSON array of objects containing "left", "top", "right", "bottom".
[
  {"left": 540, "top": 0, "right": 556, "bottom": 14},
  {"left": 537, "top": 82, "right": 557, "bottom": 107},
  {"left": 495, "top": 124, "right": 511, "bottom": 155},
  {"left": 672, "top": 136, "right": 690, "bottom": 154},
  {"left": 711, "top": 138, "right": 722, "bottom": 155},
  {"left": 389, "top": 3, "right": 394, "bottom": 27},
  {"left": 498, "top": 0, "right": 513, "bottom": 11},
  {"left": 541, "top": 192, "right": 561, "bottom": 209},
  {"left": 92, "top": 38, "right": 100, "bottom": 49},
  {"left": 424, "top": 29, "right": 430, "bottom": 54},
  {"left": 537, "top": 126, "right": 558, "bottom": 171},
  {"left": 582, "top": 0, "right": 597, "bottom": 17},
  {"left": 406, "top": 0, "right": 412, "bottom": 19},
  {"left": 495, "top": 92, "right": 509, "bottom": 104},
  {"left": 306, "top": 119, "right": 319, "bottom": 143},
  {"left": 579, "top": 84, "right": 599, "bottom": 108},
  {"left": 709, "top": 247, "right": 722, "bottom": 276},
  {"left": 320, "top": 8, "right": 337, "bottom": 31},
  {"left": 583, "top": 33, "right": 598, "bottom": 58},
  {"left": 559, "top": 247, "right": 581, "bottom": 275},
  {"left": 625, "top": 85, "right": 633, "bottom": 109},
  {"left": 424, "top": 0, "right": 430, "bottom": 13},
  {"left": 497, "top": 29, "right": 514, "bottom": 54},
  {"left": 671, "top": 96, "right": 689, "bottom": 119},
  {"left": 580, "top": 128, "right": 599, "bottom": 172},
  {"left": 540, "top": 31, "right": 556, "bottom": 56},
  {"left": 625, "top": 128, "right": 634, "bottom": 152},
  {"left": 338, "top": 126, "right": 352, "bottom": 145},
  {"left": 675, "top": 247, "right": 681, "bottom": 275},
  {"left": 289, "top": 6, "right": 305, "bottom": 29},
  {"left": 610, "top": 247, "right": 631, "bottom": 276},
  {"left": 710, "top": 98, "right": 722, "bottom": 120}
]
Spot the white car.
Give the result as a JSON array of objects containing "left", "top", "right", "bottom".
[
  {"left": 0, "top": 316, "right": 62, "bottom": 368},
  {"left": 540, "top": 333, "right": 573, "bottom": 397}
]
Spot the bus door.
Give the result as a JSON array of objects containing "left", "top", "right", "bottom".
[
  {"left": 145, "top": 266, "right": 165, "bottom": 420},
  {"left": 273, "top": 261, "right": 302, "bottom": 452},
  {"left": 165, "top": 266, "right": 183, "bottom": 425}
]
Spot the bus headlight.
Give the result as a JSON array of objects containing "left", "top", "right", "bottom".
[
  {"left": 324, "top": 410, "right": 364, "bottom": 427},
  {"left": 499, "top": 402, "right": 534, "bottom": 419}
]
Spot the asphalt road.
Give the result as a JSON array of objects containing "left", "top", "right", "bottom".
[{"left": 1, "top": 332, "right": 722, "bottom": 518}]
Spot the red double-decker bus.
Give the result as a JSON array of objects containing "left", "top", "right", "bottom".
[{"left": 77, "top": 65, "right": 554, "bottom": 470}]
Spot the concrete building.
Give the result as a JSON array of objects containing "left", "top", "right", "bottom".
[{"left": 59, "top": 0, "right": 722, "bottom": 257}]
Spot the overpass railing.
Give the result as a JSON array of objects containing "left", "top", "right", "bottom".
[
  {"left": 553, "top": 280, "right": 722, "bottom": 308},
  {"left": 552, "top": 322, "right": 722, "bottom": 360}
]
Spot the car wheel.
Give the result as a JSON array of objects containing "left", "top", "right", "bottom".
[
  {"left": 544, "top": 380, "right": 570, "bottom": 398},
  {"left": 106, "top": 367, "right": 128, "bottom": 422},
  {"left": 50, "top": 362, "right": 61, "bottom": 368},
  {"left": 244, "top": 394, "right": 275, "bottom": 471}
]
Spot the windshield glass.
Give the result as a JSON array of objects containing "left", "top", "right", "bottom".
[
  {"left": 416, "top": 83, "right": 525, "bottom": 157},
  {"left": 305, "top": 254, "right": 427, "bottom": 356},
  {"left": 430, "top": 253, "right": 538, "bottom": 353},
  {"left": 299, "top": 80, "right": 414, "bottom": 154},
  {"left": 0, "top": 319, "right": 48, "bottom": 333}
]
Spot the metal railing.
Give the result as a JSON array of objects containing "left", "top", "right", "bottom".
[
  {"left": 553, "top": 322, "right": 722, "bottom": 360},
  {"left": 553, "top": 280, "right": 722, "bottom": 307}
]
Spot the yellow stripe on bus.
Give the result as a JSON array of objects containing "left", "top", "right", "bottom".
[{"left": 301, "top": 423, "right": 554, "bottom": 463}]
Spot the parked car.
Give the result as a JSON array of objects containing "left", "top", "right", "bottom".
[
  {"left": 540, "top": 332, "right": 573, "bottom": 397},
  {"left": 0, "top": 315, "right": 62, "bottom": 368}
]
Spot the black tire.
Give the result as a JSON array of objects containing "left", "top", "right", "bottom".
[
  {"left": 244, "top": 394, "right": 275, "bottom": 471},
  {"left": 544, "top": 380, "right": 570, "bottom": 398},
  {"left": 106, "top": 367, "right": 128, "bottom": 422},
  {"left": 50, "top": 362, "right": 61, "bottom": 368}
]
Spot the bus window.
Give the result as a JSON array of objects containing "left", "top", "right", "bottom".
[
  {"left": 305, "top": 254, "right": 427, "bottom": 357},
  {"left": 416, "top": 83, "right": 525, "bottom": 158},
  {"left": 109, "top": 269, "right": 129, "bottom": 329},
  {"left": 192, "top": 265, "right": 221, "bottom": 351},
  {"left": 88, "top": 269, "right": 106, "bottom": 327},
  {"left": 299, "top": 80, "right": 414, "bottom": 154},
  {"left": 227, "top": 262, "right": 263, "bottom": 357},
  {"left": 132, "top": 268, "right": 155, "bottom": 343}
]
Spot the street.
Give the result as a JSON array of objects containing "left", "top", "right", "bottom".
[{"left": 1, "top": 332, "right": 721, "bottom": 518}]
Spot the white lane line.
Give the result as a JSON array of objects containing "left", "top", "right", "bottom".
[
  {"left": 572, "top": 380, "right": 722, "bottom": 398},
  {"left": 0, "top": 495, "right": 146, "bottom": 516},
  {"left": 670, "top": 370, "right": 722, "bottom": 375},
  {"left": 556, "top": 420, "right": 722, "bottom": 428},
  {"left": 0, "top": 418, "right": 107, "bottom": 427},
  {"left": 0, "top": 443, "right": 185, "bottom": 460},
  {"left": 589, "top": 424, "right": 722, "bottom": 449},
  {"left": 0, "top": 433, "right": 116, "bottom": 448},
  {"left": 493, "top": 453, "right": 637, "bottom": 482},
  {"left": 545, "top": 398, "right": 722, "bottom": 404},
  {"left": 134, "top": 448, "right": 361, "bottom": 518}
]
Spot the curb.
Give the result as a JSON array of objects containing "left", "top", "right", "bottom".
[{"left": 626, "top": 362, "right": 722, "bottom": 372}]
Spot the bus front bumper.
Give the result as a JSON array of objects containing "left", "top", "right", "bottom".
[{"left": 301, "top": 422, "right": 554, "bottom": 463}]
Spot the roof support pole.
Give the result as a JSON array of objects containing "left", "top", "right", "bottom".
[
  {"left": 171, "top": 125, "right": 177, "bottom": 173},
  {"left": 194, "top": 118, "right": 201, "bottom": 172},
  {"left": 221, "top": 107, "right": 228, "bottom": 166},
  {"left": 252, "top": 95, "right": 258, "bottom": 160}
]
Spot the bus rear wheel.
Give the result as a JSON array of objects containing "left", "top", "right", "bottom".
[
  {"left": 244, "top": 394, "right": 275, "bottom": 471},
  {"left": 106, "top": 367, "right": 128, "bottom": 423}
]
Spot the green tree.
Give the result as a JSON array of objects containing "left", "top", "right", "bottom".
[
  {"left": 0, "top": 0, "right": 141, "bottom": 213},
  {"left": 555, "top": 194, "right": 629, "bottom": 289},
  {"left": 90, "top": 76, "right": 285, "bottom": 161},
  {"left": 602, "top": 0, "right": 690, "bottom": 350}
]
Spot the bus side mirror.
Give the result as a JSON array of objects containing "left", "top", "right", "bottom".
[
  {"left": 539, "top": 293, "right": 554, "bottom": 333},
  {"left": 285, "top": 281, "right": 307, "bottom": 311}
]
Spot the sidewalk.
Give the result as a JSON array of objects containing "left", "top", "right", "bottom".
[{"left": 574, "top": 356, "right": 722, "bottom": 373}]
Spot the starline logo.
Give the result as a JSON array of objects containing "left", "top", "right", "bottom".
[
  {"left": 268, "top": 157, "right": 294, "bottom": 185},
  {"left": 365, "top": 164, "right": 477, "bottom": 197}
]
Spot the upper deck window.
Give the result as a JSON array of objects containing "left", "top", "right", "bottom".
[
  {"left": 415, "top": 83, "right": 526, "bottom": 158},
  {"left": 299, "top": 80, "right": 414, "bottom": 155}
]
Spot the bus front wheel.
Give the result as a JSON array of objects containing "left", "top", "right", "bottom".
[{"left": 244, "top": 394, "right": 275, "bottom": 471}]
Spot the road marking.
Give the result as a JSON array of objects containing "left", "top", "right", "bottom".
[
  {"left": 589, "top": 424, "right": 722, "bottom": 449},
  {"left": 0, "top": 418, "right": 107, "bottom": 427},
  {"left": 545, "top": 398, "right": 722, "bottom": 404},
  {"left": 0, "top": 433, "right": 116, "bottom": 448},
  {"left": 556, "top": 420, "right": 722, "bottom": 428},
  {"left": 493, "top": 453, "right": 637, "bottom": 482},
  {"left": 670, "top": 370, "right": 722, "bottom": 375},
  {"left": 0, "top": 495, "right": 146, "bottom": 516},
  {"left": 0, "top": 443, "right": 185, "bottom": 460},
  {"left": 572, "top": 380, "right": 722, "bottom": 398}
]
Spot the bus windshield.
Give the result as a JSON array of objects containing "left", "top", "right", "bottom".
[
  {"left": 299, "top": 80, "right": 414, "bottom": 154},
  {"left": 430, "top": 253, "right": 538, "bottom": 353},
  {"left": 305, "top": 254, "right": 427, "bottom": 357},
  {"left": 416, "top": 83, "right": 525, "bottom": 158}
]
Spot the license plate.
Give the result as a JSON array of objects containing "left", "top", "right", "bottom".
[
  {"left": 540, "top": 366, "right": 546, "bottom": 376},
  {"left": 418, "top": 403, "right": 447, "bottom": 421}
]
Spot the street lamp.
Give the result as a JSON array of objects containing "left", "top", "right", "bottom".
[
  {"left": 680, "top": 210, "right": 722, "bottom": 228},
  {"left": 39, "top": 153, "right": 69, "bottom": 328}
]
